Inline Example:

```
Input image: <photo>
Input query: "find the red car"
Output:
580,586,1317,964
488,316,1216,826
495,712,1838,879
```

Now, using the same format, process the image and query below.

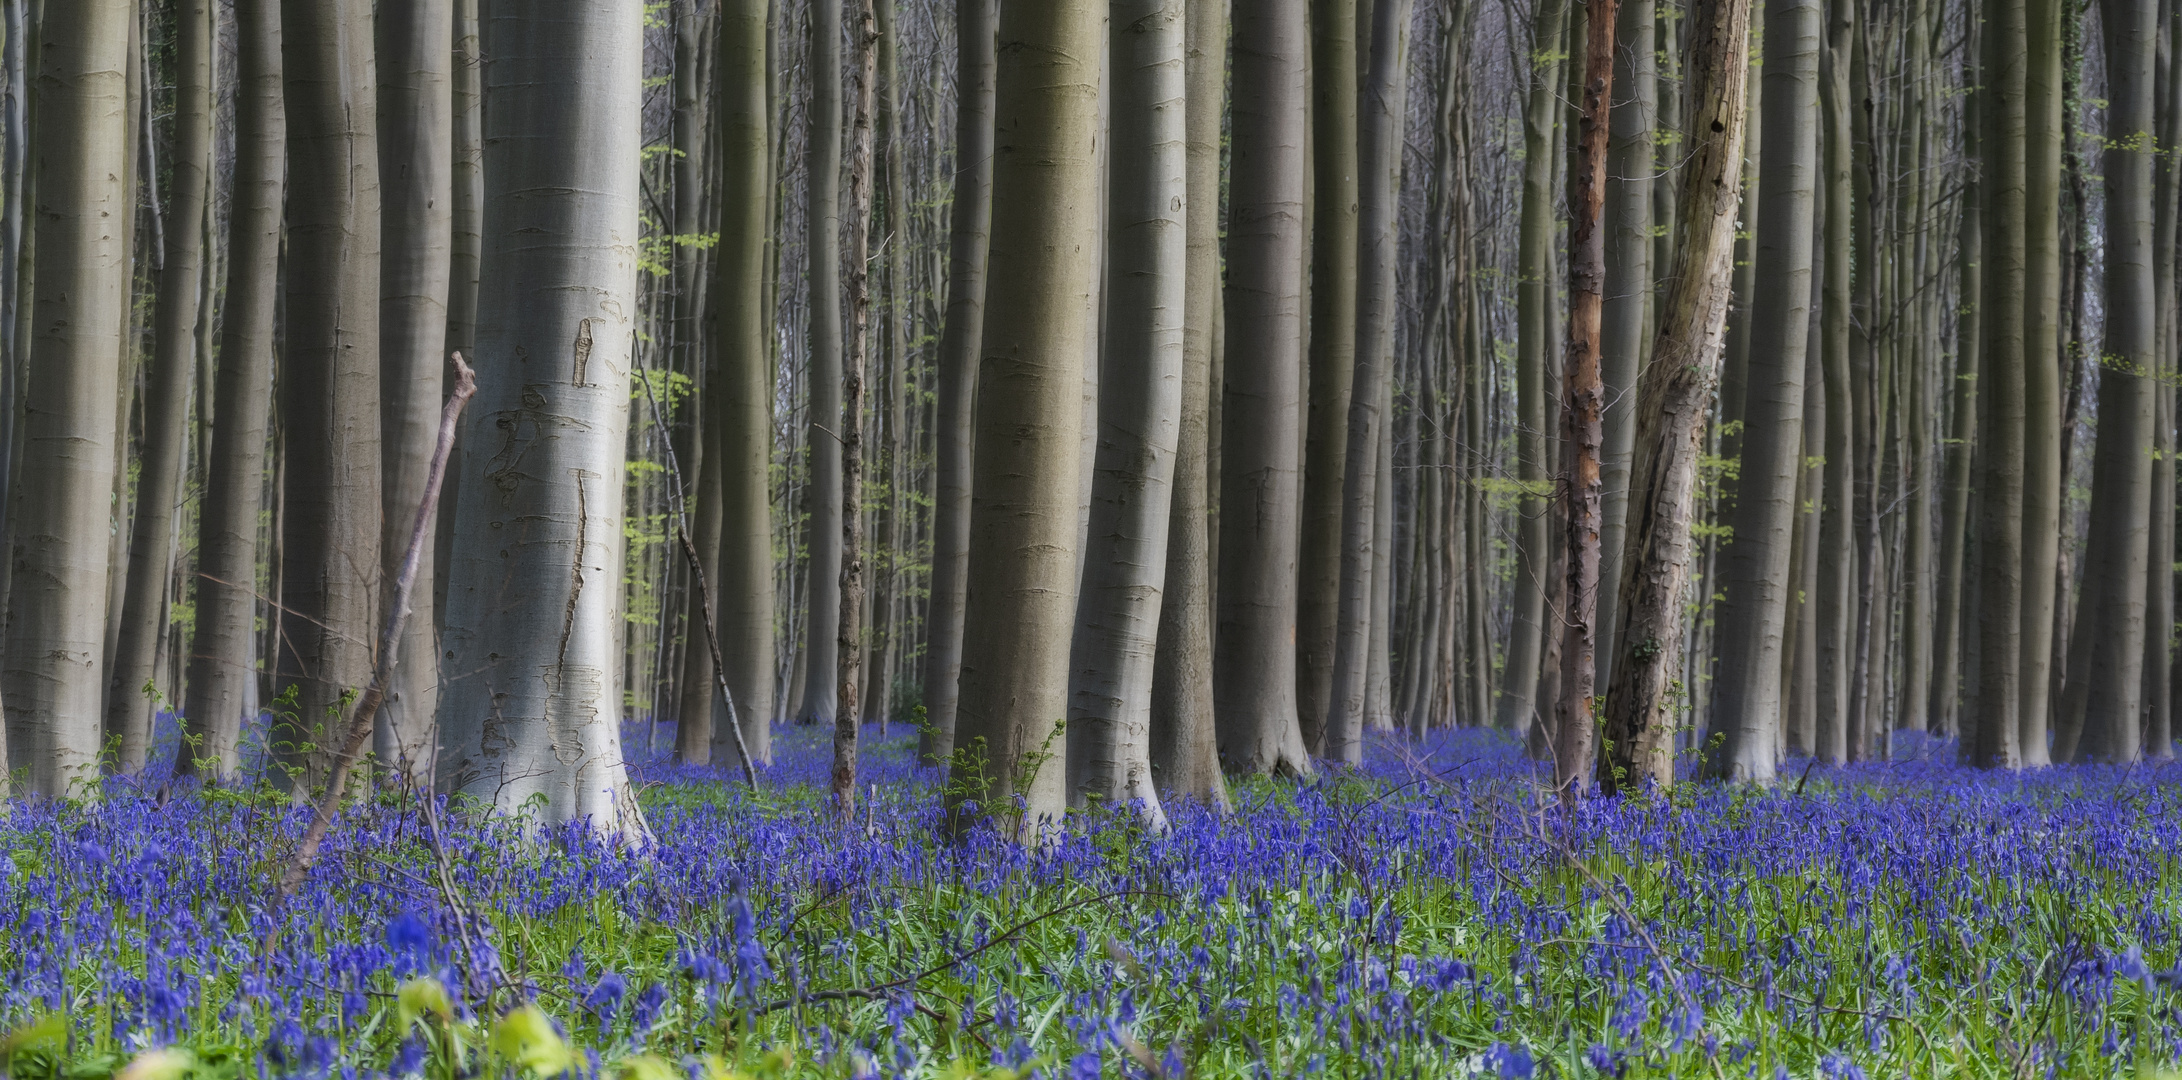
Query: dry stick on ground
638,367,761,790
280,354,478,898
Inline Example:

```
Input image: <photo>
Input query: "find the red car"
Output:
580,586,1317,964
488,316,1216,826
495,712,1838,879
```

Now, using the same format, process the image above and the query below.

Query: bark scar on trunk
558,473,587,670
572,318,596,386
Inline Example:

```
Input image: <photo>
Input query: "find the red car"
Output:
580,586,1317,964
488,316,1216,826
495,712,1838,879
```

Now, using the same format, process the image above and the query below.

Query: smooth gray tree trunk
797,0,844,728
918,0,995,765
1214,0,1314,777
2,0,132,797
438,0,648,834
106,0,212,773
1148,0,1231,812
375,0,453,782
1704,0,1819,781
1596,0,1655,690
183,0,284,783
944,0,1104,841
275,0,383,793
1067,0,1185,823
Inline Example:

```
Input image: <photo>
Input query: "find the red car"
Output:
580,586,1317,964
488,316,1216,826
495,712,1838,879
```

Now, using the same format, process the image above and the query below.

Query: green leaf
491,1004,573,1077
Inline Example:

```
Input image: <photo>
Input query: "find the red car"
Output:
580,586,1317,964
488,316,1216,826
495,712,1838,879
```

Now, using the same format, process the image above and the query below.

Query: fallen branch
279,354,478,898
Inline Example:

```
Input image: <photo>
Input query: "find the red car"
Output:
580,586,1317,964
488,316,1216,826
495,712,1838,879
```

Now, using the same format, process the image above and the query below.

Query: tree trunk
183,0,283,783
943,0,1104,841
1149,0,1232,812
919,0,996,765
437,0,648,834
274,0,382,793
1214,0,1314,777
373,0,453,782
797,0,844,728
1549,0,1619,796
1931,81,1981,739
106,0,212,773
1296,0,1359,756
2057,0,2157,763
2017,0,2065,764
1704,0,1819,781
2,0,132,797
1328,0,1413,766
1967,0,2028,768
1813,5,1855,764
1597,0,1655,691
436,0,481,637
832,0,877,819
1599,0,1752,792
713,0,776,768
1066,0,1184,820
1495,0,1571,740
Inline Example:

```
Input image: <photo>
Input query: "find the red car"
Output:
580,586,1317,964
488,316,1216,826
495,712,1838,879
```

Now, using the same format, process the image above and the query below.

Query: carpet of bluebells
4,720,2182,1080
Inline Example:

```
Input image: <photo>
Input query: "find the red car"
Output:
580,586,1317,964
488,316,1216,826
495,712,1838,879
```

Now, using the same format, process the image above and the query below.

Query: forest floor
1,720,2179,1080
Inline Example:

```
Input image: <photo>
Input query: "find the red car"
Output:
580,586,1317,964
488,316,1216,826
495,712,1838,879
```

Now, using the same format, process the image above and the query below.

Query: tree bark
713,0,776,768
832,0,877,819
274,0,383,793
944,0,1104,841
182,0,284,783
797,0,845,728
1704,0,1820,781
1496,0,1571,740
437,0,648,834
2,0,132,797
1968,0,2027,769
106,0,212,773
1599,0,1752,792
374,0,453,782
1296,0,1359,756
1327,0,1414,766
1213,0,1314,777
1596,0,1655,691
1549,0,1619,796
2017,0,2065,764
1813,4,1855,764
2056,0,2157,763
1067,0,1185,820
919,0,996,765
1148,0,1231,811
1931,80,1981,740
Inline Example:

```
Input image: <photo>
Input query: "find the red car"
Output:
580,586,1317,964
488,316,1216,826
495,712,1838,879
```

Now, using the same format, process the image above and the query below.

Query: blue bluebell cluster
3,719,2181,1078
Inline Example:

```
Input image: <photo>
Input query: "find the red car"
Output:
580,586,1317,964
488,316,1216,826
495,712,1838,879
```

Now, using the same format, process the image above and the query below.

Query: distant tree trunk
2017,0,2065,764
436,0,481,635
1067,0,1184,820
275,0,383,793
1148,0,1231,811
713,0,776,767
374,0,453,782
1599,0,1751,792
943,0,1103,841
1549,0,1618,797
1705,0,1819,782
437,0,648,834
798,0,844,728
1596,0,1655,691
106,0,211,772
1813,4,1855,764
2056,0,2157,763
1297,0,1359,755
919,0,995,765
672,0,720,760
1931,84,1981,738
3,0,133,797
1968,0,2027,769
1214,0,1314,777
2147,5,2180,759
182,0,284,783
831,0,877,819
1328,0,1413,766
1495,0,1571,740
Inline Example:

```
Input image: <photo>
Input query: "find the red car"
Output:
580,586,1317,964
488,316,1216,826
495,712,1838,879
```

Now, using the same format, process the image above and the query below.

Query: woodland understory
5,0,2182,1074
